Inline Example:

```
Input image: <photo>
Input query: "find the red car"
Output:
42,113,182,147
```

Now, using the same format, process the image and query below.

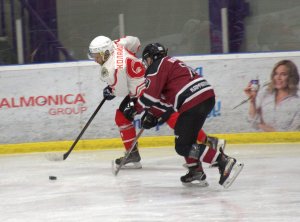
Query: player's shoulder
114,36,141,55
166,56,185,67
147,57,174,75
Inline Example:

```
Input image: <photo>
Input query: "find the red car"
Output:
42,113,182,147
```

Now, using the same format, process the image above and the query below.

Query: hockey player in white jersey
89,35,146,168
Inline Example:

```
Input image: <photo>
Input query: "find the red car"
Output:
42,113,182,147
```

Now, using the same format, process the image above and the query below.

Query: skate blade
121,162,142,169
223,162,244,189
182,180,209,188
112,160,142,170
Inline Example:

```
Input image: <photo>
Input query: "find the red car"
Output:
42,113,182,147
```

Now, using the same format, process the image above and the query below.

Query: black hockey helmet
142,43,168,63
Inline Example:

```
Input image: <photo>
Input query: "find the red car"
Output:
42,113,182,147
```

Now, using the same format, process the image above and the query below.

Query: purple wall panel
209,0,249,53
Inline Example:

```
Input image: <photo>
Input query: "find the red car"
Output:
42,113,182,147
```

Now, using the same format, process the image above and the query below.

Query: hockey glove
123,100,137,121
141,111,158,129
158,108,175,124
103,86,115,100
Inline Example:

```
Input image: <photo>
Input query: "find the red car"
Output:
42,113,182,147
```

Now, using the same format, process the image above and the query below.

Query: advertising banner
1,52,299,144
184,53,300,134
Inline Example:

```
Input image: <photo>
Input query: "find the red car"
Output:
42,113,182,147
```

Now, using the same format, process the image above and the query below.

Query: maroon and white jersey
136,56,215,114
99,37,146,98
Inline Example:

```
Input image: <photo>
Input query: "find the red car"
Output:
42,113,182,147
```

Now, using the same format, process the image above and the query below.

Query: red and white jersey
136,56,215,114
113,36,141,56
99,37,146,98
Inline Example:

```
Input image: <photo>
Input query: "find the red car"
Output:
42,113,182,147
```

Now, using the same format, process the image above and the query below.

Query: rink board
0,131,299,154
1,52,300,153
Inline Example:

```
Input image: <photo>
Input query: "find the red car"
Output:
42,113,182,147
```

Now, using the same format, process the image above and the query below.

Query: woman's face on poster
273,65,289,90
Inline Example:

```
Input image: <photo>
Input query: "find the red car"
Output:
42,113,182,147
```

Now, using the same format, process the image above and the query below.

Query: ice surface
0,143,300,222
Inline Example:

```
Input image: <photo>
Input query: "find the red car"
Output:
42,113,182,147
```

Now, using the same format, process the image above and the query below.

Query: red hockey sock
115,109,136,151
184,157,203,169
197,129,207,144
199,146,219,164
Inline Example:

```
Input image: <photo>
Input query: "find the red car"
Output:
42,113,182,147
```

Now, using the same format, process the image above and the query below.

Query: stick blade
45,153,65,161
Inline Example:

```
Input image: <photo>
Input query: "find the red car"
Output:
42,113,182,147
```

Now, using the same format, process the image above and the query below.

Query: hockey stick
112,128,144,176
232,97,251,109
46,98,106,161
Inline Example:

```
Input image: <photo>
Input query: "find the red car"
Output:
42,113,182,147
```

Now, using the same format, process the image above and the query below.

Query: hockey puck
49,176,57,180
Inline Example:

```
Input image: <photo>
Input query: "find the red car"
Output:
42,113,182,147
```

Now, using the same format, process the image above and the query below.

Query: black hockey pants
174,96,215,157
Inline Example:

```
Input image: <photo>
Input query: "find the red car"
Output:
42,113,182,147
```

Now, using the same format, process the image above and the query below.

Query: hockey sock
184,157,203,170
200,146,219,164
185,157,199,166
115,109,137,151
197,129,207,144
189,145,220,164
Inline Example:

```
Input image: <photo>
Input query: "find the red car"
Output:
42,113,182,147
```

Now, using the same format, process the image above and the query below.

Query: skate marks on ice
0,144,300,222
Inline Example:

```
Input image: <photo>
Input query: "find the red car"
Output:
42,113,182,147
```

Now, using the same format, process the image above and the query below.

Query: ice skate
115,144,142,169
217,153,244,189
182,137,226,169
180,163,209,187
207,136,226,168
206,136,226,151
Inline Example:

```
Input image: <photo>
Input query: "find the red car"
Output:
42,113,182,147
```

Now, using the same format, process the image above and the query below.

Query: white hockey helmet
88,36,114,62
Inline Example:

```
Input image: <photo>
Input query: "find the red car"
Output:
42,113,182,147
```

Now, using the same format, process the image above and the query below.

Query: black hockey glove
157,108,175,124
141,111,158,129
103,86,115,100
123,100,137,121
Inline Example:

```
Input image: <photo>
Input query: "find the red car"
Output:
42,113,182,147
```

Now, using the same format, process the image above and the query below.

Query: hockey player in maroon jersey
124,43,243,188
